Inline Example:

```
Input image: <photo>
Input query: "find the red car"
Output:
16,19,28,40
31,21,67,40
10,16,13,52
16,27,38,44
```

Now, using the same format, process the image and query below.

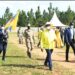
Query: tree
0,17,6,25
42,10,49,24
35,6,43,27
3,7,13,23
27,9,35,26
59,11,67,25
65,6,74,25
48,3,54,21
18,10,27,27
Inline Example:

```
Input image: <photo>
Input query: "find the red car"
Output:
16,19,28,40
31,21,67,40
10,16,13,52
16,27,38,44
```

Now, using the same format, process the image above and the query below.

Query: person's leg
2,43,7,61
0,43,3,54
21,37,23,44
47,50,52,70
44,49,53,67
44,49,48,66
0,50,2,54
30,42,34,51
70,41,75,55
26,41,31,58
45,49,52,70
51,49,53,54
66,43,70,62
19,38,21,44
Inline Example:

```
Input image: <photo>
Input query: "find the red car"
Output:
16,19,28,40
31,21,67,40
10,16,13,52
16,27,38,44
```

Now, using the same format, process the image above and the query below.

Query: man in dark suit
2,29,8,61
0,26,4,52
0,28,8,61
64,22,75,62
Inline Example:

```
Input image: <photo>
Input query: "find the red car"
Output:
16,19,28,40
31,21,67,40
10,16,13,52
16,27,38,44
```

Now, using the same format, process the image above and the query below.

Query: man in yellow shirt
40,22,56,71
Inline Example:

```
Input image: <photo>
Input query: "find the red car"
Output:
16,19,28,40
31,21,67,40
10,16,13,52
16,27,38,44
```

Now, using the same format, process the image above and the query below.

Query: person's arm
64,29,69,45
32,31,35,45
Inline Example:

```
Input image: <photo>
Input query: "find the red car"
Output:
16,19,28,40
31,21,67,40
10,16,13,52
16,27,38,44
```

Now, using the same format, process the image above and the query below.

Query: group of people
0,21,74,71
17,21,75,71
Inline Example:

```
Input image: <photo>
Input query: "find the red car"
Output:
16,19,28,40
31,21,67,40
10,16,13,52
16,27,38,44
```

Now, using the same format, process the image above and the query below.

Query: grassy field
0,32,75,75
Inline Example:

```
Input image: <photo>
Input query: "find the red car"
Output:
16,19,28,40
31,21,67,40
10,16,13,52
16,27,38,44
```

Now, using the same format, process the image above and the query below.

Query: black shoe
2,58,5,61
0,50,2,54
65,60,69,62
27,51,31,58
44,63,47,66
49,67,52,71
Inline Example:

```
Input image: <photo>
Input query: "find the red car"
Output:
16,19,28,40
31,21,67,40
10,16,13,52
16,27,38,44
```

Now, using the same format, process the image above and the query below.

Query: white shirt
70,28,74,39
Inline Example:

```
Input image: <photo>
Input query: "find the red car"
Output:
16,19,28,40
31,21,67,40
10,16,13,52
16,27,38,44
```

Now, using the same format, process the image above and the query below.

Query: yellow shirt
40,29,56,49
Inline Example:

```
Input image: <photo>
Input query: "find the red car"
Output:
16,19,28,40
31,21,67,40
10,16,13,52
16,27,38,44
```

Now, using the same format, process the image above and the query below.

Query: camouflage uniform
24,27,34,58
17,28,23,44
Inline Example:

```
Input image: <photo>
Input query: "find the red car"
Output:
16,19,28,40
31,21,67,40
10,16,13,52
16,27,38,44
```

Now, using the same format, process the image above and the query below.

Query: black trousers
0,42,7,60
65,41,75,61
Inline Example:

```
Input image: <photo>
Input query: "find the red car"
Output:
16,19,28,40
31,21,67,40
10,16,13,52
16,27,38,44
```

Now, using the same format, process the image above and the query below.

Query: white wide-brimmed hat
45,22,51,25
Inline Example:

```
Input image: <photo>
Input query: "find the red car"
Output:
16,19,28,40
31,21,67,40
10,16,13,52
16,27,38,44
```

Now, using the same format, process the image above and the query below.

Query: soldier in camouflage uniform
24,24,34,58
17,27,23,44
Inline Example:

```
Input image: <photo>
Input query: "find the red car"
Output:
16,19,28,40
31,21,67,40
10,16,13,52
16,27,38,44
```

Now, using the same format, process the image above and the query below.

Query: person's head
27,23,31,29
56,27,60,29
19,27,21,30
40,26,44,31
45,22,53,30
69,22,74,28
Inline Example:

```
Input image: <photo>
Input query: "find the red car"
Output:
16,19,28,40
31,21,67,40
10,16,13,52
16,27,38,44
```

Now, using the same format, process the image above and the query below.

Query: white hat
28,23,31,26
45,22,51,25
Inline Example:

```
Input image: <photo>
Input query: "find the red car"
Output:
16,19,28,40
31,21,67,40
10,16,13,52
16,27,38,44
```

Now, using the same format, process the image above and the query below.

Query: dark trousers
0,42,7,60
0,42,3,51
44,49,53,69
66,41,75,61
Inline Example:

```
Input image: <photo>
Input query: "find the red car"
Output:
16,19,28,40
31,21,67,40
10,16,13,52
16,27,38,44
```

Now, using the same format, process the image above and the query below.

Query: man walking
0,26,8,61
2,29,8,61
64,22,75,62
40,22,56,71
24,23,34,58
0,26,4,53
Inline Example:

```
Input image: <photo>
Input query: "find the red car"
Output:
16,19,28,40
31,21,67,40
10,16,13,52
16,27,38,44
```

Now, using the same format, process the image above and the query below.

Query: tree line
0,3,75,27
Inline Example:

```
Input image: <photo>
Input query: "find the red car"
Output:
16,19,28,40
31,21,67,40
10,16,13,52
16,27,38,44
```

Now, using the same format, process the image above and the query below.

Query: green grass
0,32,75,75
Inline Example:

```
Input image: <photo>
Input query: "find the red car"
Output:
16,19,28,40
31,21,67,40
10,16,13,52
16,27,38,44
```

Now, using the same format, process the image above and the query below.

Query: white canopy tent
50,12,67,27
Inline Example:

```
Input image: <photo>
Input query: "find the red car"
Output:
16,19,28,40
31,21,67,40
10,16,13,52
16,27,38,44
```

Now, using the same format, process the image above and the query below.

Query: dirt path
9,34,75,73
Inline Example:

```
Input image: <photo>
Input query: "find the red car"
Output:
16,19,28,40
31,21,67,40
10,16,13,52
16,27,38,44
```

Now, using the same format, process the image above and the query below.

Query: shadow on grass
2,64,48,70
53,59,75,63
54,52,73,54
0,56,26,58
36,58,45,61
2,64,35,68
67,60,75,63
52,59,65,62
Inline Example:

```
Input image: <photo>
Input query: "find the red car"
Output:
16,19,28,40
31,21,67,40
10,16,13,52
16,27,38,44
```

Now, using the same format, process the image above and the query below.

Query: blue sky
0,1,75,17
